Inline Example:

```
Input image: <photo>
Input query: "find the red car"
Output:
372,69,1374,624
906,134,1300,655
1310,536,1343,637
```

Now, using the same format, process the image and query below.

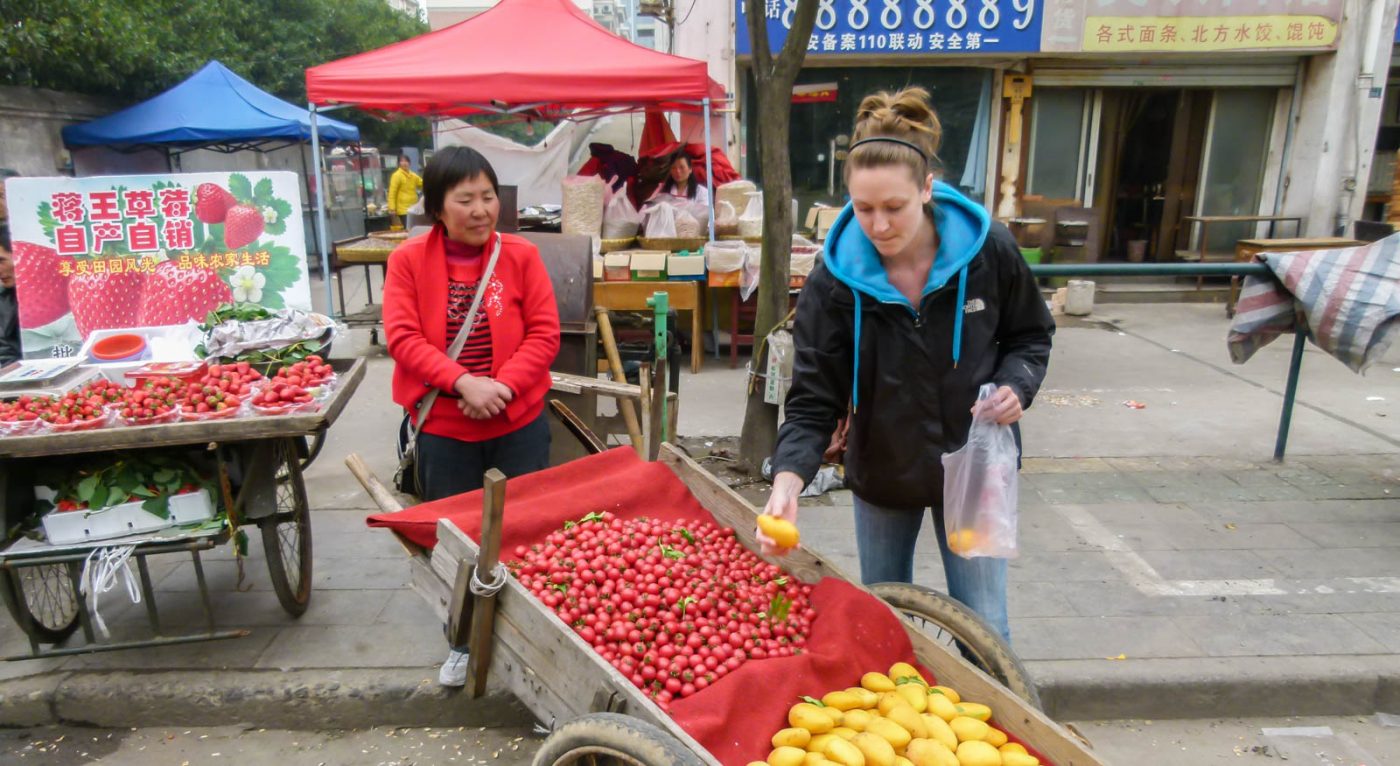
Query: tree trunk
738,0,819,471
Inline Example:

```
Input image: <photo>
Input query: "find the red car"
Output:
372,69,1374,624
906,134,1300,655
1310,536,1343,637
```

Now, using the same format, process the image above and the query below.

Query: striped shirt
443,240,493,377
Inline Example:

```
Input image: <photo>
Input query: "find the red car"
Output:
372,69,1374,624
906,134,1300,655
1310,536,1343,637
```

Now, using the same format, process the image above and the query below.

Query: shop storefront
737,0,1360,262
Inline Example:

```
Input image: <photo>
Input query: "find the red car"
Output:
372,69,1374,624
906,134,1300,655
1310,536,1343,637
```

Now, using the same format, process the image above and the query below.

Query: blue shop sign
735,0,1044,55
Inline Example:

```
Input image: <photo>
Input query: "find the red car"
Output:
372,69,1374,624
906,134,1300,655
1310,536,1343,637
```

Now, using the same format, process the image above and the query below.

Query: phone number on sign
771,0,1037,34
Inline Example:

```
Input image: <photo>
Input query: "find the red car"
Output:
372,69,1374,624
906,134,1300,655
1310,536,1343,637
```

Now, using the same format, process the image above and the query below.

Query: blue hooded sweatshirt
821,180,991,410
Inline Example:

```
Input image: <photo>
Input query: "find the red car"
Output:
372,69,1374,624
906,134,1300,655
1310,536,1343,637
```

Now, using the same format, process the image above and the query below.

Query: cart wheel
532,713,707,766
300,432,327,470
261,438,313,616
0,565,80,644
871,581,1042,709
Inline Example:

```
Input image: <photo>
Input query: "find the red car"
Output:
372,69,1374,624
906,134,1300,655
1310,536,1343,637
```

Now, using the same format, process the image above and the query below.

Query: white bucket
1064,279,1095,316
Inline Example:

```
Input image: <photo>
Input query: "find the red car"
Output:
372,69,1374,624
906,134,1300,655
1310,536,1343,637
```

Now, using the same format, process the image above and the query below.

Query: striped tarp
1228,233,1400,372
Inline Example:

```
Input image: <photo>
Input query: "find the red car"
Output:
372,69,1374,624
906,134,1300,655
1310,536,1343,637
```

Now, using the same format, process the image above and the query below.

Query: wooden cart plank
0,358,366,458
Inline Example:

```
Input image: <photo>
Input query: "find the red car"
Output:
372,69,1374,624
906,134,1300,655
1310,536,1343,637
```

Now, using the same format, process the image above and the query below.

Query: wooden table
1229,236,1361,316
592,280,703,374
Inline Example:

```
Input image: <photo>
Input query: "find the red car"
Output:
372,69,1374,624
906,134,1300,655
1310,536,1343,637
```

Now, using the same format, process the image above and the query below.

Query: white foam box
628,250,668,281
667,252,706,280
78,324,204,384
603,252,632,282
592,255,605,281
39,487,216,544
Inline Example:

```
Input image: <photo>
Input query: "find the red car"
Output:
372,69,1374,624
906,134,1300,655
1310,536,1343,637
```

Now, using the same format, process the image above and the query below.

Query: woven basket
638,237,707,253
599,237,637,253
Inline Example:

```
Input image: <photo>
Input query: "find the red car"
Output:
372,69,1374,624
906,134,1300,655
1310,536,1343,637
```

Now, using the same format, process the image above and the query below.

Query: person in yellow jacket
387,155,423,229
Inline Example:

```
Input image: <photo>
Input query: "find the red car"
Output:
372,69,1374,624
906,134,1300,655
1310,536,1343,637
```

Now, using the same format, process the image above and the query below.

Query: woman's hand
973,385,1023,425
454,374,509,420
757,471,804,557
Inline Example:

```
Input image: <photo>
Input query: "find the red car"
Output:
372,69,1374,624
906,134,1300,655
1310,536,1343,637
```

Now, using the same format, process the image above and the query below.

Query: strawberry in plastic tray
251,380,320,416
177,378,245,421
0,401,43,436
126,361,209,385
27,387,114,433
116,375,185,427
270,356,336,402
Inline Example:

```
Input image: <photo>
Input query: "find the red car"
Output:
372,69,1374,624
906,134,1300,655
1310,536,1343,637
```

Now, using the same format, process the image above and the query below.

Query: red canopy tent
302,0,726,314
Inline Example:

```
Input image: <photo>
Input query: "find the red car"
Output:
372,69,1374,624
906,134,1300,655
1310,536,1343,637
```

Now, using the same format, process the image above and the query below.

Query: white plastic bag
941,383,1020,559
643,202,679,238
714,200,739,233
602,190,642,239
673,207,703,238
738,191,763,238
739,243,761,301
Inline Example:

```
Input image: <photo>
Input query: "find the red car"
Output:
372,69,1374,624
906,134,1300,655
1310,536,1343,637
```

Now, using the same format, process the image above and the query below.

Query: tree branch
746,0,773,80
773,0,820,85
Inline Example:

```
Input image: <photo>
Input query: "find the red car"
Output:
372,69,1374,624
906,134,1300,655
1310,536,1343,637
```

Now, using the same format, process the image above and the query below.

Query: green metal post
1274,327,1308,462
646,292,670,443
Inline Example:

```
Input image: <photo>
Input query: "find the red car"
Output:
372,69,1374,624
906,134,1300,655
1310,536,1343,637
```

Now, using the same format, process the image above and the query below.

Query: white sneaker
438,649,469,687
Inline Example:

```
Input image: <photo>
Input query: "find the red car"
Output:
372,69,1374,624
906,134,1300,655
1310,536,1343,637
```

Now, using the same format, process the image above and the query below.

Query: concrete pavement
1,289,1397,730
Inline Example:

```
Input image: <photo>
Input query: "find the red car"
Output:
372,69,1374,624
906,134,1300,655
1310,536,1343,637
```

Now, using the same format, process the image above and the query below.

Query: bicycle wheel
532,713,706,766
0,564,81,644
260,438,313,616
871,581,1042,709
299,431,327,470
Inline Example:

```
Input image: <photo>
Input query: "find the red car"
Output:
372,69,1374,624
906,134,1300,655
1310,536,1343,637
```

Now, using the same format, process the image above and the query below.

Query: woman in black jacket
760,87,1054,642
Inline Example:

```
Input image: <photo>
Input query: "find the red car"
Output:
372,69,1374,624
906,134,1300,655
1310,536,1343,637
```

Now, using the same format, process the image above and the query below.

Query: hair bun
852,87,942,161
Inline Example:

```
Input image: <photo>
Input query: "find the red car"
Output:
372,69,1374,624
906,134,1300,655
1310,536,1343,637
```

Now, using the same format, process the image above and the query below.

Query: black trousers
412,411,551,502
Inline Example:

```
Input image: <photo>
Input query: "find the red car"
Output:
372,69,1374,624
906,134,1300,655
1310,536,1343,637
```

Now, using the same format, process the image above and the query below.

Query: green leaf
677,527,695,544
264,219,287,236
37,201,58,245
90,485,110,510
270,198,293,220
579,512,605,524
768,594,792,623
800,696,825,707
76,475,99,503
229,173,253,202
562,520,577,530
235,529,249,557
894,676,928,687
141,496,170,519
153,468,176,484
253,177,273,204
131,485,157,498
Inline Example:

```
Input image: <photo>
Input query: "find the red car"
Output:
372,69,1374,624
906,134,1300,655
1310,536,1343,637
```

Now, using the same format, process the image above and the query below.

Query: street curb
1031,656,1400,721
1,668,535,729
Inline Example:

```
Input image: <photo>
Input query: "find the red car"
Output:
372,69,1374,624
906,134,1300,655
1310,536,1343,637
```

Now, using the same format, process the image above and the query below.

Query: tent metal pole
703,97,715,242
309,104,336,319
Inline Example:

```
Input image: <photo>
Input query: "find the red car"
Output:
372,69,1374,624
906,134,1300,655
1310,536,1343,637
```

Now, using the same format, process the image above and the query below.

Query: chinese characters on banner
736,0,1045,55
4,172,312,359
736,0,1343,55
1040,0,1342,52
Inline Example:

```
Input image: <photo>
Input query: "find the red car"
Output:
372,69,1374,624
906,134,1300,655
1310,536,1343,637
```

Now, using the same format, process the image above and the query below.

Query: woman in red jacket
384,146,560,502
383,146,560,686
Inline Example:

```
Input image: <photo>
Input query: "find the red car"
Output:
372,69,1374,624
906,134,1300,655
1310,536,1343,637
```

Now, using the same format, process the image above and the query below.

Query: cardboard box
592,255,604,281
603,252,632,282
814,208,841,241
667,252,706,280
628,251,668,281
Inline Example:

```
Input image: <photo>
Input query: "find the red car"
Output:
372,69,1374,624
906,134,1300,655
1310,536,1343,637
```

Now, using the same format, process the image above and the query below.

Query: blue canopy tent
62,60,360,152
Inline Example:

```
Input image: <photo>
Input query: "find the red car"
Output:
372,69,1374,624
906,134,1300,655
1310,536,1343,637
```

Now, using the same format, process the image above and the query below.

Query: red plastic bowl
91,334,147,362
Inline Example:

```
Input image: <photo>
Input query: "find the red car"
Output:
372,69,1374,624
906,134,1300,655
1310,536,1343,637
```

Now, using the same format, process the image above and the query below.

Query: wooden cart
349,442,1103,766
0,359,366,659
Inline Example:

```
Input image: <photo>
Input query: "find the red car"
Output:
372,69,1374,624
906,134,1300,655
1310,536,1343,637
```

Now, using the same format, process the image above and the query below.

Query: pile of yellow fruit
749,663,1042,766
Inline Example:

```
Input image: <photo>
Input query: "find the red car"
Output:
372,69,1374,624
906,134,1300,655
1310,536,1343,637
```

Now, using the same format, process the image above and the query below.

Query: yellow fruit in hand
1001,752,1039,766
949,717,991,743
823,736,868,766
946,529,981,555
895,684,929,713
955,740,1002,766
955,703,992,722
983,728,1007,748
862,672,898,693
888,662,928,686
791,702,836,734
930,686,961,704
905,738,960,766
922,714,959,752
769,747,808,766
926,692,959,722
774,728,813,749
823,690,867,711
758,515,800,549
851,732,897,766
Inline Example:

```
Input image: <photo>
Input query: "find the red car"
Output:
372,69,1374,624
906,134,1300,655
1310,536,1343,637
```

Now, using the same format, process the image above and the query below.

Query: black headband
850,136,929,162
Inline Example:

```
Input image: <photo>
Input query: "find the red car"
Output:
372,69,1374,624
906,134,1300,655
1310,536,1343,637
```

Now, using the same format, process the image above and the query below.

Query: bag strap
406,234,504,442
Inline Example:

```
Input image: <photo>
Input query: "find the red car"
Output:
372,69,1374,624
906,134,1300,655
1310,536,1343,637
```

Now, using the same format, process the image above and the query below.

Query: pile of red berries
117,375,184,424
508,513,815,711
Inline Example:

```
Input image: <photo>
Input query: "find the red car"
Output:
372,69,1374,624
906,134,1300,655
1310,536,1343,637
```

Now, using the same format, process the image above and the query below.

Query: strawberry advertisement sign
4,172,312,359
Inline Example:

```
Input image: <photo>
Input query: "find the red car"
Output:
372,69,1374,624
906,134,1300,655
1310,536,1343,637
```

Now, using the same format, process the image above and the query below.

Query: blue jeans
853,494,1011,643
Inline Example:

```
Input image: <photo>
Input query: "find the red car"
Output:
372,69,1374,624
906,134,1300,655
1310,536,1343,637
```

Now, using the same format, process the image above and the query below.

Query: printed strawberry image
12,242,73,328
195,183,237,224
223,205,265,249
68,269,145,338
138,261,233,326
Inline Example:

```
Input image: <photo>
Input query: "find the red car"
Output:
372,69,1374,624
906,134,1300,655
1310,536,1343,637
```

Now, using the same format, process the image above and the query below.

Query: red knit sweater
383,225,560,442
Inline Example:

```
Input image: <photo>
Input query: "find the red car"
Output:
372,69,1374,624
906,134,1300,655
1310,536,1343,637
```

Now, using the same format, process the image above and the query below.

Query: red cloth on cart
366,447,1048,765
